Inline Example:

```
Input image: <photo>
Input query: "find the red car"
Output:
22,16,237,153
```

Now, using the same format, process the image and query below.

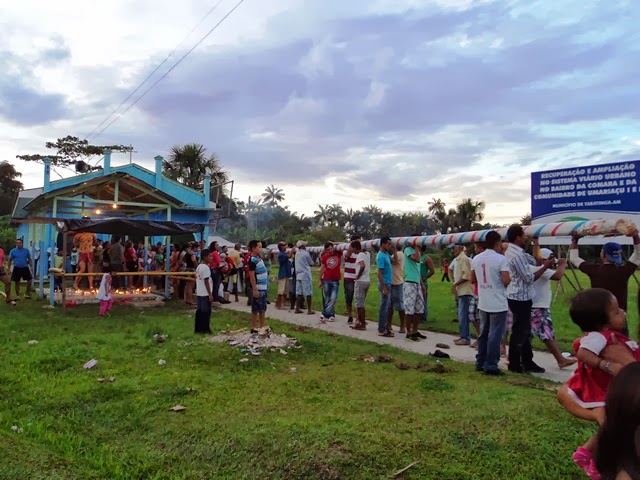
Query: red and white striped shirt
343,252,358,282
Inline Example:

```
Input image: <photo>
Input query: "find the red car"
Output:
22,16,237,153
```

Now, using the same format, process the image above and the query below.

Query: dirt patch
416,361,453,374
292,325,311,333
395,362,412,370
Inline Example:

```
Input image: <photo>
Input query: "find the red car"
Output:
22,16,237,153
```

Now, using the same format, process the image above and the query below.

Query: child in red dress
561,288,637,479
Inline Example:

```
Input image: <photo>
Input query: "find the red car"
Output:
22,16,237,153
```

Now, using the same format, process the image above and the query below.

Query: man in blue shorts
9,239,33,299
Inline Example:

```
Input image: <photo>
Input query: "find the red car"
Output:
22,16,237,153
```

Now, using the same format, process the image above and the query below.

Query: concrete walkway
221,301,576,383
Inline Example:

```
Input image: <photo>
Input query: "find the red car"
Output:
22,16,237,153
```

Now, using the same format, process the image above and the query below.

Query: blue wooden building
11,150,218,301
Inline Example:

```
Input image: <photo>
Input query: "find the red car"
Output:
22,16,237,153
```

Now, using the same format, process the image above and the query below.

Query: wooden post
62,231,67,313
143,236,149,289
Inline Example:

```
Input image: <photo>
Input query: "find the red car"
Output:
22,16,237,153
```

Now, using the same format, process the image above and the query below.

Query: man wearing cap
451,244,474,346
531,246,575,369
570,228,640,333
0,243,14,304
294,240,315,315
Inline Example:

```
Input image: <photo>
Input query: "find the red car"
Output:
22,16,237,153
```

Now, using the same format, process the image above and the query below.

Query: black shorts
11,267,32,282
344,280,355,304
0,269,7,277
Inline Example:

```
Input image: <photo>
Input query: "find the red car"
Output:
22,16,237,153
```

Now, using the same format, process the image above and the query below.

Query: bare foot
294,309,304,314
558,358,577,369
307,310,315,315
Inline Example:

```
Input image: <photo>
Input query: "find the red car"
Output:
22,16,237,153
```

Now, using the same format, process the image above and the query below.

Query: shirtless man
73,232,97,289
0,243,14,304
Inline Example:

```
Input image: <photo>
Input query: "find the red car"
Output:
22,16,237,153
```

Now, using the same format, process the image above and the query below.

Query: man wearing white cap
531,248,576,369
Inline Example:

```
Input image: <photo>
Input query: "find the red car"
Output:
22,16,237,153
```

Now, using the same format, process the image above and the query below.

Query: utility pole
247,196,252,238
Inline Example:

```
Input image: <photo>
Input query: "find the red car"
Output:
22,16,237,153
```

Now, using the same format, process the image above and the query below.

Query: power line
86,0,228,141
90,0,246,142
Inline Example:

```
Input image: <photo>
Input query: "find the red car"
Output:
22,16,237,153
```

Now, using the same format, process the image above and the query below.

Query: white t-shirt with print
355,252,370,284
195,263,212,297
471,249,510,313
531,266,556,309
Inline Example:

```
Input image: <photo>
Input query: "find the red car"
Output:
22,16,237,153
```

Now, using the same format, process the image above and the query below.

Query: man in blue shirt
248,239,269,333
377,236,394,337
276,242,291,309
9,239,33,299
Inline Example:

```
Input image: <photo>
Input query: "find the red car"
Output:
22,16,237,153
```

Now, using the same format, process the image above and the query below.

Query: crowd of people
4,223,640,477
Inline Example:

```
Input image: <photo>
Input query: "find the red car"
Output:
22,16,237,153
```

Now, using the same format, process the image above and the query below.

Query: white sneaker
329,316,335,322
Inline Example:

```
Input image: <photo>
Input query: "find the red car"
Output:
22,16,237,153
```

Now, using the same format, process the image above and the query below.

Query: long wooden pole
308,218,636,253
61,271,195,277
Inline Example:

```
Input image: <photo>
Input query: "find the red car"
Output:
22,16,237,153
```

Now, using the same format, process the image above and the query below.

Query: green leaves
16,135,133,172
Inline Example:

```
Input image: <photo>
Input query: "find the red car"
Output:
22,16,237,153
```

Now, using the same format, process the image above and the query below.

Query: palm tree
428,198,446,219
163,143,228,191
456,198,486,232
328,204,345,227
313,204,331,227
261,185,285,207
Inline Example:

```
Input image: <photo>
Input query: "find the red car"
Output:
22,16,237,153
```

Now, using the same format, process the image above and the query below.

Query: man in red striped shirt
343,235,361,324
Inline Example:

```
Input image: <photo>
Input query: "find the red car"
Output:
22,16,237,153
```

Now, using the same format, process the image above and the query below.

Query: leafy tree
0,215,17,250
261,185,285,207
16,135,132,173
0,162,23,215
520,213,532,225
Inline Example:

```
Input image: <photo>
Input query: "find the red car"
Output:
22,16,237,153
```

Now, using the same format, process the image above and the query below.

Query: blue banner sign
531,160,640,220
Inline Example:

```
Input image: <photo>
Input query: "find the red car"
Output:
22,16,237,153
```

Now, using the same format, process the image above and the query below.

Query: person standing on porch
73,231,97,290
109,236,125,290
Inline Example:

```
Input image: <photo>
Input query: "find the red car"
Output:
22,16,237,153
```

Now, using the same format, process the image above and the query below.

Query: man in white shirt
531,248,576,369
352,240,370,330
194,249,213,334
471,231,511,376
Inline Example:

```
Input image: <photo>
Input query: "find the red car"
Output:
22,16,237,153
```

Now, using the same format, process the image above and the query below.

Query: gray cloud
18,0,638,218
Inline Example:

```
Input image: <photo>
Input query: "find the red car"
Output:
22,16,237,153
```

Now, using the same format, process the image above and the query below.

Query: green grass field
266,267,639,353
0,293,601,479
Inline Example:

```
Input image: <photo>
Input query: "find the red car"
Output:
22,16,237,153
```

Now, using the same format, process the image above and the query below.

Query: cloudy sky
2,0,639,224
